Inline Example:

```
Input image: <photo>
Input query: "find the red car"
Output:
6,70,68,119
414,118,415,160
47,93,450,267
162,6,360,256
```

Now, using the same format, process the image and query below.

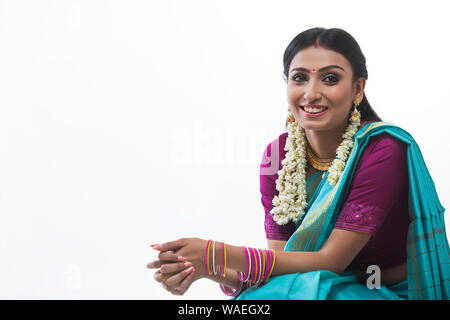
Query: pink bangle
233,247,276,287
257,249,266,285
252,248,260,284
249,248,256,283
219,246,276,298
220,271,251,298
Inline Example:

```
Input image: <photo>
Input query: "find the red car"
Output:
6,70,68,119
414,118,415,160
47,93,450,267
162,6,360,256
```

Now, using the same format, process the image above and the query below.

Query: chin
298,120,329,132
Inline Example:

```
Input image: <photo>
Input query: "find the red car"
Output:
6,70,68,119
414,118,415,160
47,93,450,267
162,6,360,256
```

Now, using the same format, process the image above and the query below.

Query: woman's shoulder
260,132,289,177
358,120,406,151
364,130,408,156
359,120,413,144
263,132,289,155
275,131,289,144
358,132,408,172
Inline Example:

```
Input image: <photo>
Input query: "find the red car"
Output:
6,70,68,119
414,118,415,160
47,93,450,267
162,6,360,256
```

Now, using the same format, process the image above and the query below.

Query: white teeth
304,106,326,113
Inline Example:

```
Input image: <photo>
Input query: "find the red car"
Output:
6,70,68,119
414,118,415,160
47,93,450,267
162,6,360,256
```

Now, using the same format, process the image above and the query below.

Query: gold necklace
306,143,334,171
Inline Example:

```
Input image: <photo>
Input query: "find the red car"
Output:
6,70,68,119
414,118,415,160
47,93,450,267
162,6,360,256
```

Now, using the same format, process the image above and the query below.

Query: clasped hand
146,237,208,296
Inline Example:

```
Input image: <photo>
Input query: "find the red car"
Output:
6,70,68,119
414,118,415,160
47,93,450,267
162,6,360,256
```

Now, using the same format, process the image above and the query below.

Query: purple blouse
260,123,410,271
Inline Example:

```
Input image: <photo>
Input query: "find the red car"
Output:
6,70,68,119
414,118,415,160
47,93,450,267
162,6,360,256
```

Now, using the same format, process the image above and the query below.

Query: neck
305,120,367,159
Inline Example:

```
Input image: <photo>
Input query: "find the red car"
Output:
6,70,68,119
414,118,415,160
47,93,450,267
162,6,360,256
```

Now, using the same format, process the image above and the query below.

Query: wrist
193,238,210,279
203,239,226,278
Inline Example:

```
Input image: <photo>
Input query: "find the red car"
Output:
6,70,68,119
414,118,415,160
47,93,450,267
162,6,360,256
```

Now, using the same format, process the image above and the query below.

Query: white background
0,0,449,299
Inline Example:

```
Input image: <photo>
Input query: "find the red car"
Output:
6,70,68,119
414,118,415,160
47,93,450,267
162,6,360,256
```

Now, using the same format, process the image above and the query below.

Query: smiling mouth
300,105,329,114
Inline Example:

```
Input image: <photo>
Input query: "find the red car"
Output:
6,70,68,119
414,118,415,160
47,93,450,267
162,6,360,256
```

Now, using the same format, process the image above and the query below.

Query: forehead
289,46,351,71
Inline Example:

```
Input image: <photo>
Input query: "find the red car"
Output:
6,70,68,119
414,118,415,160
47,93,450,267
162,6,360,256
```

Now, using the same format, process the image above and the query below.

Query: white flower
270,108,361,225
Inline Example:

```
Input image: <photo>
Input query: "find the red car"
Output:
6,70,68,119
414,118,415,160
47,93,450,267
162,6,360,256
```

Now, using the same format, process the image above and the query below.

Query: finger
153,269,162,282
160,262,192,274
172,288,183,295
161,282,170,291
172,270,196,295
158,250,186,262
154,268,185,284
165,266,195,289
146,260,162,269
153,238,187,252
153,270,170,283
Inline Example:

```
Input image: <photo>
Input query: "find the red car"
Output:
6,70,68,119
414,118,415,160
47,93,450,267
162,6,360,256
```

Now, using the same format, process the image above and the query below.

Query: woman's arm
150,229,369,296
213,229,370,276
156,229,370,284
149,240,289,294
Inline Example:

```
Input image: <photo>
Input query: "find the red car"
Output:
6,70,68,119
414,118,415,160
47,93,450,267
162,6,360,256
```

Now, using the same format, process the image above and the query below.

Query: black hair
283,27,382,129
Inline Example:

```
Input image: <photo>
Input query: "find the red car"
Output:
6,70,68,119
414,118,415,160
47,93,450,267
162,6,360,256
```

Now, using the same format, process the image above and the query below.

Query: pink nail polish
190,268,196,275
185,266,194,274
184,262,193,267
178,256,186,262
151,244,162,250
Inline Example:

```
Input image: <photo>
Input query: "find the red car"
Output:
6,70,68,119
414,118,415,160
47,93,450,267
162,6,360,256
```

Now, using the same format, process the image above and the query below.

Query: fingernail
184,262,192,267
185,266,194,274
150,244,162,250
190,268,196,275
178,256,186,262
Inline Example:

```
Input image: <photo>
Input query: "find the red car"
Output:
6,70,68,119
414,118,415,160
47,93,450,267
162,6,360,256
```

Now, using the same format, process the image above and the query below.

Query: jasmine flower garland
270,108,361,225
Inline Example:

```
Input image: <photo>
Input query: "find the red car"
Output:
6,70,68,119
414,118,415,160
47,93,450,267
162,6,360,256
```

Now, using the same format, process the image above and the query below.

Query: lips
300,104,329,117
301,104,328,111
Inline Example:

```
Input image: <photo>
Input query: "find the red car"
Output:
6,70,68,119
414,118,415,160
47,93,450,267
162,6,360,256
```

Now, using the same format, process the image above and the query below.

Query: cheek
286,84,301,103
327,85,351,104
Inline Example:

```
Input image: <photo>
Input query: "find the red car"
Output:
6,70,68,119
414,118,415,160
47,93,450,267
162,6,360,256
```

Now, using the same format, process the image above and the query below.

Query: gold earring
287,112,295,123
350,98,362,122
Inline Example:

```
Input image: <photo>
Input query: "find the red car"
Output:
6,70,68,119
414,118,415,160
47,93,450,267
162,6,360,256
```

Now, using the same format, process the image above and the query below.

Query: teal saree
236,121,450,300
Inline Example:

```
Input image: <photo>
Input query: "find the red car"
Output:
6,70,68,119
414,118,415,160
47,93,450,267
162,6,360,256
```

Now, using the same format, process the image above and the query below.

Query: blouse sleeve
260,133,297,240
334,132,409,236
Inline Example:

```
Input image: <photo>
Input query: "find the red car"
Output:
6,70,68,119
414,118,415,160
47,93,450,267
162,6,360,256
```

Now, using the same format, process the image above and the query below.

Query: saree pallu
236,121,450,300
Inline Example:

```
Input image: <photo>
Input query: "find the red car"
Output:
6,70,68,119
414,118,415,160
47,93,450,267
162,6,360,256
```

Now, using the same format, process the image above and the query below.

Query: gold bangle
206,240,213,275
223,242,227,277
268,249,276,278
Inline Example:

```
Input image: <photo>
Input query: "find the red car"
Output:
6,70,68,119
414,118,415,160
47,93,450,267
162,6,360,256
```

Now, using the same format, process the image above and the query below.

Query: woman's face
287,45,364,132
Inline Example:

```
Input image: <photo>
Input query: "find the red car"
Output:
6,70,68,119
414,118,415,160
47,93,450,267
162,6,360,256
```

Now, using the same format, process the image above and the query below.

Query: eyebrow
289,65,345,74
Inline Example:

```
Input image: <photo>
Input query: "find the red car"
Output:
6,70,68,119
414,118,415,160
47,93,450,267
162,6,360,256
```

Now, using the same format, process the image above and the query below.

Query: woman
147,27,450,299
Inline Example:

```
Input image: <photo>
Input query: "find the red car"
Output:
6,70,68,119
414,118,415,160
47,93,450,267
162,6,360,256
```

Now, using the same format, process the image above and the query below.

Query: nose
303,81,322,103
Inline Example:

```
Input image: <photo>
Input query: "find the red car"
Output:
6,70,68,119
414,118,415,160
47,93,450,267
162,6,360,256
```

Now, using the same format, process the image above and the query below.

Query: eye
323,74,339,83
291,74,306,82
290,73,339,83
